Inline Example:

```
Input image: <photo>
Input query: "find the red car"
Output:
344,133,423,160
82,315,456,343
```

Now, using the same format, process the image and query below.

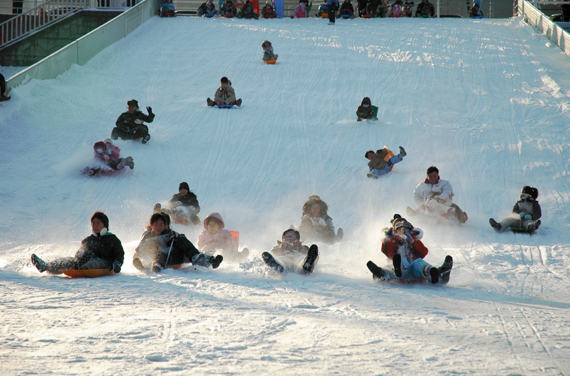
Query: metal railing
0,0,90,48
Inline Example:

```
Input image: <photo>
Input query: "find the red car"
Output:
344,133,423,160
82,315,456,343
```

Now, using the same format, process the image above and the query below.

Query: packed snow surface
1,15,570,375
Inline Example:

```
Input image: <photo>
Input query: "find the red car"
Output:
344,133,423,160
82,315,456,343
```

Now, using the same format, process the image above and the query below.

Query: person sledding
160,0,175,16
406,166,468,223
31,212,124,275
299,195,343,244
366,214,453,284
111,99,155,144
356,97,378,121
261,40,278,62
132,213,223,273
197,0,218,15
262,229,319,274
153,182,201,225
365,146,406,179
261,1,277,18
83,139,134,176
489,186,541,233
237,0,260,18
198,213,248,262
219,0,237,17
207,77,242,107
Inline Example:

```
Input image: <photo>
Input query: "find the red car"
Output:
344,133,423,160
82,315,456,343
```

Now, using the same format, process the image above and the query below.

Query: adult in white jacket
408,166,468,223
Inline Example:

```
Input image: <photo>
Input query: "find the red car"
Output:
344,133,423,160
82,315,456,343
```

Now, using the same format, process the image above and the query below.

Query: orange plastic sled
382,147,396,171
264,58,277,64
62,269,114,278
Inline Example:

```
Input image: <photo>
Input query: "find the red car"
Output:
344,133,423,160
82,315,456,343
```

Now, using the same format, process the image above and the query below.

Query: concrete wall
519,0,570,58
6,0,158,90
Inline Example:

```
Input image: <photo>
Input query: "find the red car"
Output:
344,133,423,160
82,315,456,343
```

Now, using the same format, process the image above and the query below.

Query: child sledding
198,213,249,262
489,186,541,233
262,229,319,274
82,139,134,176
207,77,242,107
365,146,406,179
262,40,278,63
154,182,201,226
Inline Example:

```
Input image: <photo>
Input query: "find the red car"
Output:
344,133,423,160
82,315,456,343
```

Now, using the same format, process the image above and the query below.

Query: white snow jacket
413,178,454,206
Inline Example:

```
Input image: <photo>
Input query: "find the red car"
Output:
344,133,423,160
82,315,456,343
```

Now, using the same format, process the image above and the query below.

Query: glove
112,261,122,273
134,119,143,125
403,229,414,243
176,201,183,206
146,106,153,115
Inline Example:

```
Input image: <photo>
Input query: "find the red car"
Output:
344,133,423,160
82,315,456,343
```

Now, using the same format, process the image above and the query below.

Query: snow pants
328,3,336,22
499,213,534,231
370,154,403,176
398,257,430,280
46,257,110,274
112,124,149,141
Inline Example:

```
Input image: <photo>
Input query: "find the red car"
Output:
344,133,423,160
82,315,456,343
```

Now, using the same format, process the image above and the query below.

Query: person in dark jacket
237,0,259,18
299,195,343,244
365,146,406,178
327,0,339,23
339,0,354,17
132,213,223,272
197,0,218,15
489,186,541,232
154,182,201,225
415,0,434,17
112,99,155,144
0,73,11,101
31,212,124,274
219,0,237,16
356,97,377,121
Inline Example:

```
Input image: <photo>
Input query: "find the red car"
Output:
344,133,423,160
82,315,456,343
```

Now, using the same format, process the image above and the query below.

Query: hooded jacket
198,213,238,252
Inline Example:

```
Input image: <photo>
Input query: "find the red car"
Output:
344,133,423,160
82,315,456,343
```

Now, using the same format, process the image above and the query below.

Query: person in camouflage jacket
112,99,155,144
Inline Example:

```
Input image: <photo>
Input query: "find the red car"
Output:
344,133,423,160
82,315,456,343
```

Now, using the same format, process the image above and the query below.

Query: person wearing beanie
489,186,541,232
366,214,453,284
83,139,134,176
365,146,406,179
407,166,468,223
356,97,377,121
262,228,319,274
299,195,343,243
31,212,124,274
207,77,242,107
153,182,201,225
261,40,278,62
112,99,155,144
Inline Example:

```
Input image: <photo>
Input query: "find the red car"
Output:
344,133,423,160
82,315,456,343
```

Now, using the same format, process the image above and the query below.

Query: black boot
262,252,284,273
302,245,319,273
489,218,501,231
31,254,47,273
393,253,403,277
437,255,453,284
366,261,387,280
429,266,439,284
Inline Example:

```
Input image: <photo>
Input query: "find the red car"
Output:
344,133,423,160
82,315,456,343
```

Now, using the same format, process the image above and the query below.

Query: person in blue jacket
161,0,175,16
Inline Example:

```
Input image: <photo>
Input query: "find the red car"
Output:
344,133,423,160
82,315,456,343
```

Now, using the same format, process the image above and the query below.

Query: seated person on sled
356,97,377,121
197,0,218,15
365,146,406,178
198,213,248,262
161,0,175,16
207,76,242,107
112,99,155,144
237,0,260,18
83,139,134,176
489,186,541,232
366,214,453,284
299,195,343,244
132,212,223,273
407,166,468,223
219,0,237,16
261,1,277,17
262,229,319,274
31,212,124,274
154,182,201,225
261,40,278,62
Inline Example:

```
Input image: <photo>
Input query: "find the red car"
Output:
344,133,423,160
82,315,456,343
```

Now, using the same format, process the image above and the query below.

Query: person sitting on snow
407,166,468,223
237,0,260,18
161,0,175,16
339,0,354,17
262,229,319,274
291,1,307,17
198,213,248,262
261,1,277,18
489,186,541,232
83,139,134,176
112,99,154,144
365,146,406,179
219,0,237,16
132,213,223,273
207,76,242,107
415,0,434,17
261,40,278,62
299,195,343,244
154,182,201,225
470,0,483,17
197,0,218,15
31,212,124,274
366,214,453,284
388,0,403,17
356,97,377,121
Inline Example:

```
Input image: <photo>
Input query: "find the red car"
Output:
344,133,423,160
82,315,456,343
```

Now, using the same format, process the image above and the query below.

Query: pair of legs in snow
367,254,453,284
262,244,319,274
489,214,541,232
31,255,111,274
367,146,406,179
407,201,468,223
111,124,151,144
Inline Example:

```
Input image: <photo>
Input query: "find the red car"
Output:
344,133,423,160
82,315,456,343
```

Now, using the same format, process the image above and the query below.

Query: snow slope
1,16,570,375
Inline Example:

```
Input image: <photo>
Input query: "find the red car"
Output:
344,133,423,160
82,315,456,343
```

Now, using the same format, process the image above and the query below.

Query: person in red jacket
367,214,453,284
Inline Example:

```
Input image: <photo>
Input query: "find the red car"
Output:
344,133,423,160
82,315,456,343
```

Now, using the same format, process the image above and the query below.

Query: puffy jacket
170,191,200,212
367,149,391,171
413,177,454,206
115,110,155,132
75,232,124,266
381,227,428,262
198,213,238,252
214,83,237,104
512,198,542,220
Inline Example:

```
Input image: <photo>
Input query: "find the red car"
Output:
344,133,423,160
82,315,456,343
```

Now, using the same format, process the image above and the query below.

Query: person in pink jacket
198,213,248,261
292,1,307,17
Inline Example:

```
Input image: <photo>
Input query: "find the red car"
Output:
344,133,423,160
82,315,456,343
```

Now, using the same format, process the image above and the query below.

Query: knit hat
361,97,371,105
93,141,106,152
392,215,413,231
179,182,190,192
365,150,375,159
91,212,109,229
127,99,138,108
521,186,538,199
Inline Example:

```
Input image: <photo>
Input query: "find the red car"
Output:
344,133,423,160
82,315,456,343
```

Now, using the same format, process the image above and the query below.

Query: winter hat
127,99,138,108
393,217,413,232
361,97,371,105
308,194,320,201
91,212,109,229
262,40,271,47
365,150,375,159
179,182,190,192
93,141,106,152
103,138,113,145
521,186,538,199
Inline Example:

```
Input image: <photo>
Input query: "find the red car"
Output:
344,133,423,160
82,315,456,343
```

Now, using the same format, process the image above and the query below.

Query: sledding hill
1,16,570,375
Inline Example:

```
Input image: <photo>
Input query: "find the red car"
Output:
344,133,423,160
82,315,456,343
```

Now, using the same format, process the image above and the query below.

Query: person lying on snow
366,214,453,284
207,76,242,107
31,212,124,274
365,146,406,178
112,99,155,144
83,139,134,176
299,195,343,244
262,229,319,273
489,186,541,232
132,212,223,273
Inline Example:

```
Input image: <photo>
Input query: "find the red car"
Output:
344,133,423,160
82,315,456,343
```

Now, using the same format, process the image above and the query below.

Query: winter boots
125,156,135,169
398,146,406,158
437,255,453,285
191,253,223,269
235,98,242,107
392,253,403,277
366,260,388,280
302,245,319,273
132,258,145,271
31,254,47,273
528,219,541,232
142,134,151,144
367,173,379,179
262,252,285,273
489,218,501,231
